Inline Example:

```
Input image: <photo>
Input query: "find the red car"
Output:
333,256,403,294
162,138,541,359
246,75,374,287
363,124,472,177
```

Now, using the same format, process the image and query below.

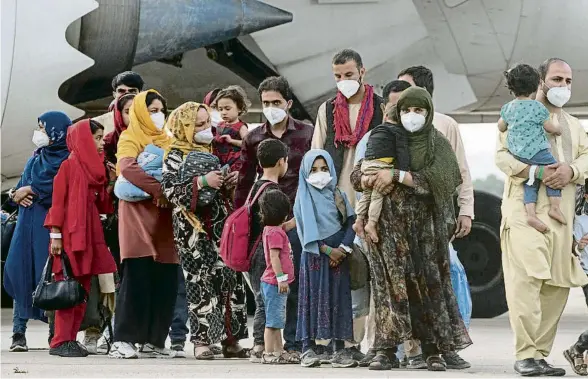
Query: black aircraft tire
453,191,508,318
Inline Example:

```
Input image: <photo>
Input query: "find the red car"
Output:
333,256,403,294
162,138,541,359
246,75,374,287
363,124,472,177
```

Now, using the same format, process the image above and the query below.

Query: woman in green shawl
350,87,472,371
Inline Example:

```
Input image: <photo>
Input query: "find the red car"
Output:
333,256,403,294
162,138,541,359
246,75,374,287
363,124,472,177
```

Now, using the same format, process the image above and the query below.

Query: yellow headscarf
165,101,212,157
116,89,173,174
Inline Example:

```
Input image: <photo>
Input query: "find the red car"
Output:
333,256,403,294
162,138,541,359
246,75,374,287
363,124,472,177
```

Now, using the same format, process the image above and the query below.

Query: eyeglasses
116,88,139,95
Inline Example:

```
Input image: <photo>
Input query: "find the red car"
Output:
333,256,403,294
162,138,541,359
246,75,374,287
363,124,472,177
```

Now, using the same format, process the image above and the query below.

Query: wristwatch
339,244,352,254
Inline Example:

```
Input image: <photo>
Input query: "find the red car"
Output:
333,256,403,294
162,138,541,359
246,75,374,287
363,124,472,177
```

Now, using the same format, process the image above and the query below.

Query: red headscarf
103,94,134,164
66,119,107,252
333,84,375,147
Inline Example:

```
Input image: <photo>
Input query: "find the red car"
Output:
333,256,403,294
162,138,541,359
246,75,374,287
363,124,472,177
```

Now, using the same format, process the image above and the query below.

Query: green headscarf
394,87,462,210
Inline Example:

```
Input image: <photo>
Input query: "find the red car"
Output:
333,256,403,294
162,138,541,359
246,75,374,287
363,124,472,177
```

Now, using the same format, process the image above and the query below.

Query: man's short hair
382,80,412,101
398,65,434,96
538,58,569,81
258,76,293,101
332,49,363,69
111,71,144,91
257,139,289,168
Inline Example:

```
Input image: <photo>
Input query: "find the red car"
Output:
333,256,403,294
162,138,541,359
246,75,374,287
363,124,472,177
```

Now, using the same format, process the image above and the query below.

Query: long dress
350,166,472,354
4,158,51,322
162,148,248,345
296,216,356,349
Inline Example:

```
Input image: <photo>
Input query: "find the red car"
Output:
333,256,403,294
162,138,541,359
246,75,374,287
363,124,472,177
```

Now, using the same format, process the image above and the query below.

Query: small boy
353,102,410,243
497,63,564,233
258,189,295,364
248,139,290,361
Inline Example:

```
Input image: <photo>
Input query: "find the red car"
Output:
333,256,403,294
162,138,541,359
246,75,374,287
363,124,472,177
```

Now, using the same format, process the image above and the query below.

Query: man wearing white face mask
235,76,313,356
496,58,588,377
312,49,384,210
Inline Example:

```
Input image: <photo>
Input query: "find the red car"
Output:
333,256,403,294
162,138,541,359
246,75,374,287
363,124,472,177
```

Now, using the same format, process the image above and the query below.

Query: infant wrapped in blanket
114,144,163,202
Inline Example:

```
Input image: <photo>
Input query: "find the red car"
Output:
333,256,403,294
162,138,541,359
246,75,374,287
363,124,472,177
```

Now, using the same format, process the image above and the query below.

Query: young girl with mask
109,90,178,359
44,119,117,357
212,85,251,173
497,64,565,233
4,111,72,352
294,150,357,369
162,102,248,360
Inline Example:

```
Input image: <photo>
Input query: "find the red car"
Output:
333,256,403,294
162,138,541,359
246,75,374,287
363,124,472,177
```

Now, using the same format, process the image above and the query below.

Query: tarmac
1,288,586,378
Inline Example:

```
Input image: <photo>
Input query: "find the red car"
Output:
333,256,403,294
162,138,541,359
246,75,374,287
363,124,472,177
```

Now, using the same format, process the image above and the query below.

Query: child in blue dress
498,63,564,233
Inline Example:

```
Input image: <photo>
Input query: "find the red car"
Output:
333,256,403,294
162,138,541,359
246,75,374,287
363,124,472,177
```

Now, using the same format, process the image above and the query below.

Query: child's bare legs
264,327,282,354
525,202,549,233
354,192,371,240
365,190,385,243
547,193,566,225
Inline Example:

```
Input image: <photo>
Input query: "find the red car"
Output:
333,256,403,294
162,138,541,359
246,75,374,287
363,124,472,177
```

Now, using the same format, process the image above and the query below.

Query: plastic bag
449,243,472,329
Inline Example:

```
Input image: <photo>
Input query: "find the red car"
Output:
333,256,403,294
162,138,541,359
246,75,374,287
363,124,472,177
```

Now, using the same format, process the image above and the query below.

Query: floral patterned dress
162,148,248,345
351,164,472,354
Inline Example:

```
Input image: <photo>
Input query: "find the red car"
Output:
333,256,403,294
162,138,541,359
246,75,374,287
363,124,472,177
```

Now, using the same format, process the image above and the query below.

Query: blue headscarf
294,149,354,254
28,111,72,203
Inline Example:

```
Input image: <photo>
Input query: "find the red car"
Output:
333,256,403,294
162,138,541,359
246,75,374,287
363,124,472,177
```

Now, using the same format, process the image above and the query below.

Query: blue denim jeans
261,282,288,329
13,303,28,335
516,149,560,204
169,266,189,344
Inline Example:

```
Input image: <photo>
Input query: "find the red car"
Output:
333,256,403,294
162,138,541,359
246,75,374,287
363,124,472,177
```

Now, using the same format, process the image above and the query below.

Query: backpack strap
245,182,275,207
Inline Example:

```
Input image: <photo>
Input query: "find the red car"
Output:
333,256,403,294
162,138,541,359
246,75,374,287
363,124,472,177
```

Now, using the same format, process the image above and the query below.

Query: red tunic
212,120,245,172
45,160,116,277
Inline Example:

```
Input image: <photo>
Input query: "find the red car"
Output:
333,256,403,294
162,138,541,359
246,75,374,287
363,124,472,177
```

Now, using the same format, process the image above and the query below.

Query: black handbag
1,210,17,263
32,253,87,310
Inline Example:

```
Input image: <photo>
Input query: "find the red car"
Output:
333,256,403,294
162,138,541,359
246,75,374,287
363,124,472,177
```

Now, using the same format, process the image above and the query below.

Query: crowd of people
2,48,587,375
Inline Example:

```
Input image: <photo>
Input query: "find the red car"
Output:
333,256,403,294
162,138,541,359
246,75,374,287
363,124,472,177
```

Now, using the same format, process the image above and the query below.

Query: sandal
194,344,215,360
262,351,290,365
283,350,301,364
368,353,393,371
426,355,447,371
563,347,588,376
222,344,249,358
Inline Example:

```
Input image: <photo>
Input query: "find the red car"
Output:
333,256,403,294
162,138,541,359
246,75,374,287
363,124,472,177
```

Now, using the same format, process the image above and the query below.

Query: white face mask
546,86,571,108
306,171,332,190
210,110,223,128
401,112,427,133
336,80,361,99
263,106,287,126
32,130,50,148
150,112,166,130
194,128,214,145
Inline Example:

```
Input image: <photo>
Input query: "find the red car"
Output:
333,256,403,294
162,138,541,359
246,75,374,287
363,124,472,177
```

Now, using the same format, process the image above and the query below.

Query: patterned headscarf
165,102,212,157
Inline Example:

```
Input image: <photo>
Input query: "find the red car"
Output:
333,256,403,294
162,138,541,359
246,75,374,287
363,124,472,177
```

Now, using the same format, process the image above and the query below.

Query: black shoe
300,349,321,368
358,348,376,367
443,351,471,369
535,359,566,376
514,358,543,376
48,332,54,346
49,341,88,357
9,333,28,352
346,346,365,362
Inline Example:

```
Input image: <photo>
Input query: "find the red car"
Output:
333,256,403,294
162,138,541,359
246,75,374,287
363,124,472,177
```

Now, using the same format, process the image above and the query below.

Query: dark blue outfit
3,112,71,334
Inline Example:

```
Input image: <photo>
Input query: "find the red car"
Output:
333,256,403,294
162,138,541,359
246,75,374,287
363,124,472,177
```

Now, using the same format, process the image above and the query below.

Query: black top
364,122,410,171
249,179,280,248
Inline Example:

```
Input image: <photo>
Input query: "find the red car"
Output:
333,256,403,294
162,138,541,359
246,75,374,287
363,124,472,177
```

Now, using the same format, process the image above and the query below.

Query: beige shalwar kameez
496,111,588,361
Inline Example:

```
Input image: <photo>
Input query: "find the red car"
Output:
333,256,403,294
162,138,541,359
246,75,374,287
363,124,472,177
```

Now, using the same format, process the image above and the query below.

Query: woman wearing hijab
4,111,72,352
44,119,117,357
103,93,135,166
350,87,472,371
109,89,178,359
162,102,248,360
294,150,358,368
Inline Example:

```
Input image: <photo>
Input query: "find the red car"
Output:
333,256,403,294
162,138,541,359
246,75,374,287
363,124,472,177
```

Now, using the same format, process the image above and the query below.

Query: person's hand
373,170,395,194
328,247,346,267
361,175,375,191
578,234,588,250
106,162,117,182
13,186,34,205
278,282,289,294
50,238,63,256
18,195,34,207
282,218,296,233
454,215,472,238
155,194,170,208
542,163,573,189
224,171,239,189
204,171,224,189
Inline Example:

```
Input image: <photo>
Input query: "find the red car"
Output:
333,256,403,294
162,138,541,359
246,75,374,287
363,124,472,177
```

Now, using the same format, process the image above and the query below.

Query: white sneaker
83,330,100,355
96,336,109,355
108,342,138,359
139,343,177,359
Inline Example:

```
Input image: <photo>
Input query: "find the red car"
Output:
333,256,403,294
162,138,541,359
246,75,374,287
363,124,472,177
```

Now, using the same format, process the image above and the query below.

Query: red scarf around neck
333,84,374,148
66,119,107,252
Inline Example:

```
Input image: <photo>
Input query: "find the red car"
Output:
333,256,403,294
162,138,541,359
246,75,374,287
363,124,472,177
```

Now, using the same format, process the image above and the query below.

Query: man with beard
496,58,588,376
